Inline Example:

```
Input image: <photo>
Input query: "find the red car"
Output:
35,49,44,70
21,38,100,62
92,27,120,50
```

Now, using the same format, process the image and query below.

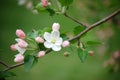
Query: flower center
51,38,56,44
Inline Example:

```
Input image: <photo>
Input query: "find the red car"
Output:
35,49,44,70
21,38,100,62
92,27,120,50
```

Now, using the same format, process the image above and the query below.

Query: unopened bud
16,29,25,39
35,37,44,43
41,0,48,7
10,44,17,51
14,54,24,63
62,40,70,47
52,23,60,31
18,40,28,48
38,51,45,58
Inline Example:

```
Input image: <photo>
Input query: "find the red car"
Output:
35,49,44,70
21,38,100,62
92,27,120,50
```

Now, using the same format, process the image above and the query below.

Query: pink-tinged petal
38,51,45,58
16,29,25,39
52,45,61,51
44,41,53,48
18,41,28,48
55,38,63,45
15,38,28,48
43,32,51,42
52,23,60,31
15,44,26,54
14,54,24,63
51,31,60,38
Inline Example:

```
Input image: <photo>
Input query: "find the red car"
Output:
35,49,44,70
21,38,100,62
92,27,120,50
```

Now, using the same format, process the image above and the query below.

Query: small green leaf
27,30,39,39
60,33,69,40
35,3,46,11
58,0,73,6
86,41,102,46
77,47,88,63
0,71,16,78
24,55,38,71
74,26,86,35
46,8,55,16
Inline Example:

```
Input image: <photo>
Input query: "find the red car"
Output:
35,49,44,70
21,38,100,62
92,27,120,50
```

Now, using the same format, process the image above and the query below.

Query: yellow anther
51,38,56,44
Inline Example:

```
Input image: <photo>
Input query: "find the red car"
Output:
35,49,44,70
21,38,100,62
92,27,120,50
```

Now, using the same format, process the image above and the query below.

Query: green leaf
26,38,38,50
24,55,38,71
77,47,88,63
35,3,46,11
27,30,39,39
46,8,55,16
0,71,16,78
86,41,102,46
58,0,73,6
74,26,86,35
60,33,69,40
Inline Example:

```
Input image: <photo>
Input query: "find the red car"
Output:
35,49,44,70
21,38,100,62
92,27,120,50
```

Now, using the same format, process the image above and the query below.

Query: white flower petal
51,31,60,38
43,32,51,42
15,44,26,54
44,41,53,48
52,45,61,51
15,38,22,43
55,38,63,45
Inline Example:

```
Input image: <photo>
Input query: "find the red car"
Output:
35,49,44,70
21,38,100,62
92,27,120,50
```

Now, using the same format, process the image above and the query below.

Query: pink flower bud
35,37,44,43
14,54,24,63
62,40,70,47
38,51,45,58
18,39,28,48
10,44,17,51
52,23,60,31
41,0,48,7
16,29,25,39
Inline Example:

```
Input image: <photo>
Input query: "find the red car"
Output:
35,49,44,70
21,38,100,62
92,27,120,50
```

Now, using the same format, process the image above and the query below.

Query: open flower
43,31,63,51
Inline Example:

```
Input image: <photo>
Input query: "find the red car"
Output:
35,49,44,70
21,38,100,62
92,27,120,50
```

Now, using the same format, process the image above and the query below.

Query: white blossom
43,31,63,51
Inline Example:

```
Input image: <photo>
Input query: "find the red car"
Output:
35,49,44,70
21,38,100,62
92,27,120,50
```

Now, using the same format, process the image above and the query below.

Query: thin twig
77,38,80,47
3,49,51,71
69,9,120,41
64,13,89,28
3,62,24,71
0,61,9,67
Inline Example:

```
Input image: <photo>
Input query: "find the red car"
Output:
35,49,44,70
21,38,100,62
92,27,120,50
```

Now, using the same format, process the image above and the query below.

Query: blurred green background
0,0,120,80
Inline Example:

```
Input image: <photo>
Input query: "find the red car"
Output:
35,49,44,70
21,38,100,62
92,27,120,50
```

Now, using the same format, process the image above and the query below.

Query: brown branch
69,9,120,41
3,62,24,71
0,61,9,67
64,13,89,28
3,49,52,71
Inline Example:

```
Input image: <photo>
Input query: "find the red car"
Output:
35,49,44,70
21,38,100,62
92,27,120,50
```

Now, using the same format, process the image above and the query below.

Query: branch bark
0,61,9,67
69,9,120,41
3,9,120,72
3,62,24,71
64,13,89,28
